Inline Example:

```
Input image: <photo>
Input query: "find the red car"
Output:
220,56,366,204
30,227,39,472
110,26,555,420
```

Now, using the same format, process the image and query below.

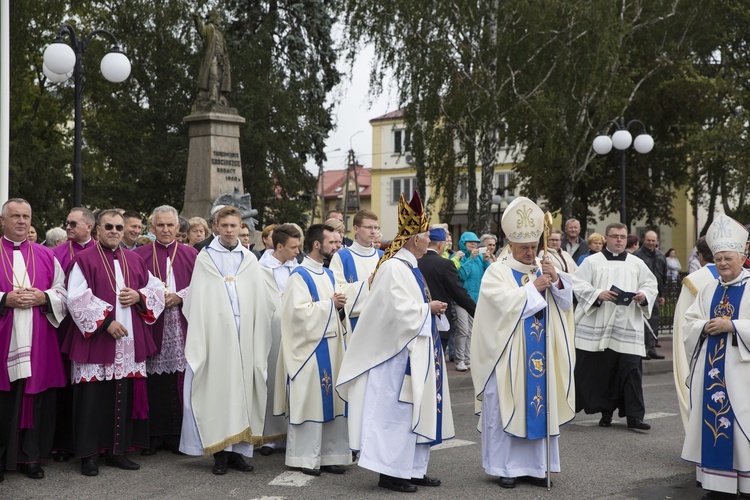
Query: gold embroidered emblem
321,369,332,396
528,351,545,378
531,385,544,417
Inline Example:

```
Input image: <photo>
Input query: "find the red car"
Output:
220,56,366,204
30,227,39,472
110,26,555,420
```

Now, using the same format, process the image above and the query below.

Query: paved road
3,362,705,500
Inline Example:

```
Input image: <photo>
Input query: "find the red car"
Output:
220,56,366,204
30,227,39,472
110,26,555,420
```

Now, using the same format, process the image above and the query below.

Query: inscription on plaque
212,150,241,182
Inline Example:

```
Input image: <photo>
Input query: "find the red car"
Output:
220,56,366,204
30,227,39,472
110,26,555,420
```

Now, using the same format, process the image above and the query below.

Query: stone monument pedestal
182,107,245,219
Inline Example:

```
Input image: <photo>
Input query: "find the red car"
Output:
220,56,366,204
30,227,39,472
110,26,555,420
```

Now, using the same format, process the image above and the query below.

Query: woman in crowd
187,216,210,247
576,232,606,266
665,248,681,281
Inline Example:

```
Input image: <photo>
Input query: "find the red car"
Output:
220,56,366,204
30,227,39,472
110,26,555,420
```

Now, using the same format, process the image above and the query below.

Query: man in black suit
418,227,476,359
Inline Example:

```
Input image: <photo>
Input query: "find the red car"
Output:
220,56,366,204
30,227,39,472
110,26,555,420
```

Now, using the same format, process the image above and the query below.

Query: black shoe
499,476,517,489
378,474,418,493
655,342,662,348
646,349,665,360
20,462,44,479
213,452,228,475
259,445,274,456
627,418,651,430
141,446,159,456
519,475,550,487
300,467,321,476
321,465,346,474
81,456,99,477
228,453,253,472
702,492,740,499
0,467,3,483
54,450,73,462
105,454,140,470
410,475,440,486
599,412,613,427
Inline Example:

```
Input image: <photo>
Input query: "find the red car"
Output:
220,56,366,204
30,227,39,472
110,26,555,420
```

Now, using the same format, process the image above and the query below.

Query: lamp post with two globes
592,118,654,229
43,24,131,206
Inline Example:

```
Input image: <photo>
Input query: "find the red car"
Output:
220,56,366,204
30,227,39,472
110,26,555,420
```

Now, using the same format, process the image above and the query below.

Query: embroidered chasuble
329,242,382,333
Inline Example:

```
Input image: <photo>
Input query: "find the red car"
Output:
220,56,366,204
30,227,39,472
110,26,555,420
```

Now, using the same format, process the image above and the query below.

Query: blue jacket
457,231,489,303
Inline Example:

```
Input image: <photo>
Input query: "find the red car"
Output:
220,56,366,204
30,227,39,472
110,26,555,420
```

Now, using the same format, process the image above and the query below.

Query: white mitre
706,214,748,254
501,196,544,243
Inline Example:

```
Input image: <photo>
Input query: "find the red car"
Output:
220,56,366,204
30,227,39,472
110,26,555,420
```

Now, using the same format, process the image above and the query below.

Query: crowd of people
1,193,749,498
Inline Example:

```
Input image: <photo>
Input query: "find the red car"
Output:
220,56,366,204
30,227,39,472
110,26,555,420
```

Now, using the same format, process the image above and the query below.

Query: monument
182,9,257,228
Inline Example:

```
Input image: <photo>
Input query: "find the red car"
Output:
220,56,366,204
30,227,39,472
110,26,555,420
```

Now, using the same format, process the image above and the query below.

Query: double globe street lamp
43,24,131,206
592,118,654,229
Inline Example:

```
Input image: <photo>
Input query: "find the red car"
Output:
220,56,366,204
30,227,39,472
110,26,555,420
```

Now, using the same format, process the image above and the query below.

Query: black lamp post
43,24,131,207
592,118,654,229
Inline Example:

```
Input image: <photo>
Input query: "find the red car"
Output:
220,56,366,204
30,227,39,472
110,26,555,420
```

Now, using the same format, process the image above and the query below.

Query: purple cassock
52,239,93,274
134,241,198,355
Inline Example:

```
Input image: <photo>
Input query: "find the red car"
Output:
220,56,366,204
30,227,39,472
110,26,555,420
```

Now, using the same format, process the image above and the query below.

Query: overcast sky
305,44,398,174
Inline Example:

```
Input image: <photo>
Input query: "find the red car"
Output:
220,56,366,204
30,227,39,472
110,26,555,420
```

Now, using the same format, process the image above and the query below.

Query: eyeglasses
360,225,380,231
102,223,124,231
64,220,78,228
548,238,561,242
606,234,627,240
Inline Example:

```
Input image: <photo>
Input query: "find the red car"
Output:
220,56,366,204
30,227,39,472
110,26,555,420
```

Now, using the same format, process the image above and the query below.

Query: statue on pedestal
192,9,231,107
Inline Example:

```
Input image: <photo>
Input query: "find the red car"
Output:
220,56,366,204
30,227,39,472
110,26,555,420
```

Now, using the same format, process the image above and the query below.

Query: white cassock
471,255,575,478
258,250,298,447
682,269,750,495
180,239,273,457
329,241,381,335
337,248,455,480
275,256,350,469
672,263,718,430
539,249,578,275
572,252,658,356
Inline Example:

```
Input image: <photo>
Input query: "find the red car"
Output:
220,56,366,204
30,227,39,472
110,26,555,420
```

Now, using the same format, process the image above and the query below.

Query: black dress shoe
300,467,321,476
499,476,517,489
599,412,613,427
646,349,665,360
410,475,440,486
378,474,418,493
321,465,346,474
519,475,550,487
141,446,159,456
213,452,229,475
259,445,274,456
627,418,651,430
81,456,99,477
20,463,45,479
227,453,253,472
105,454,140,470
54,450,73,462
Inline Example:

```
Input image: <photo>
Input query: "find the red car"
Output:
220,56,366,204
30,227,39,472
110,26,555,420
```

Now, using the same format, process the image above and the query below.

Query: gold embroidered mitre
501,197,544,243
375,191,429,275
706,214,748,255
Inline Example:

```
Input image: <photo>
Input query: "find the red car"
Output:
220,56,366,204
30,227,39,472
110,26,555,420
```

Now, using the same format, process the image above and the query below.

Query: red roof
318,165,371,200
369,108,404,123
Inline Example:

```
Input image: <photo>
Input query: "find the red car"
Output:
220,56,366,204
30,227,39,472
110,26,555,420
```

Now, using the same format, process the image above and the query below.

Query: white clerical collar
208,237,241,253
504,253,539,275
76,238,93,247
3,235,25,247
350,241,376,256
156,240,175,249
394,247,417,266
302,255,324,272
720,268,750,286
259,249,296,269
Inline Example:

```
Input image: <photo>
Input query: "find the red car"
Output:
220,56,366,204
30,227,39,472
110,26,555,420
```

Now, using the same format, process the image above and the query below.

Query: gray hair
479,233,497,247
70,207,95,225
151,205,179,223
45,227,67,247
1,197,30,216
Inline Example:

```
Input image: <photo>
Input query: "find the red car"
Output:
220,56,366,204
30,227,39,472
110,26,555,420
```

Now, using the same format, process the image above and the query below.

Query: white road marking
268,471,316,487
250,497,286,500
573,411,677,427
431,438,476,451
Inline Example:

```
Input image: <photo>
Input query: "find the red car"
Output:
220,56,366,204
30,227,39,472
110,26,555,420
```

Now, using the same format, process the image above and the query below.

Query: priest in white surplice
672,236,715,430
682,215,750,498
471,197,575,489
337,192,454,493
572,222,658,430
257,223,301,456
180,206,274,475
275,223,351,476
328,209,383,335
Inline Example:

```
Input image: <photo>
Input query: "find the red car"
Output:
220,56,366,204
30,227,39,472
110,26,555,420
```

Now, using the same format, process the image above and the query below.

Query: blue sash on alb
511,268,547,440
401,260,444,446
701,282,744,471
338,248,383,331
290,266,337,422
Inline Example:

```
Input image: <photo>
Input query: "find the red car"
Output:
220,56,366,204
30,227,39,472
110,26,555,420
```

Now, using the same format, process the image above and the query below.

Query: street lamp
318,147,341,222
492,188,515,246
592,118,653,229
43,24,131,207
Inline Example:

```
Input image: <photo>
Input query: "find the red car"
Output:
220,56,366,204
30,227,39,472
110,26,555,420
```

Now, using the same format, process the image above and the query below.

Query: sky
305,44,398,174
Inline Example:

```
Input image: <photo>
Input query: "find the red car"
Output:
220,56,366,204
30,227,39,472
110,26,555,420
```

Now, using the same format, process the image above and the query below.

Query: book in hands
610,285,636,306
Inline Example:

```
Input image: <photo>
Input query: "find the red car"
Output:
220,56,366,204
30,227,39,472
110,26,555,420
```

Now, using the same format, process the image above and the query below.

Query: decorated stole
338,248,383,331
402,259,444,446
511,268,547,440
290,266,337,422
708,265,719,280
701,282,744,471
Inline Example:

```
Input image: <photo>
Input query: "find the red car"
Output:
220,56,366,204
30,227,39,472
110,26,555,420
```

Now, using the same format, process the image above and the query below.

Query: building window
394,129,411,154
494,171,516,196
456,177,469,202
392,177,417,203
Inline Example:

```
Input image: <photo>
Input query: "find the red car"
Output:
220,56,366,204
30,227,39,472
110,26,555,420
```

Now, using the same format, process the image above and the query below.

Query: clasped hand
118,287,141,308
705,317,734,336
6,287,45,309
